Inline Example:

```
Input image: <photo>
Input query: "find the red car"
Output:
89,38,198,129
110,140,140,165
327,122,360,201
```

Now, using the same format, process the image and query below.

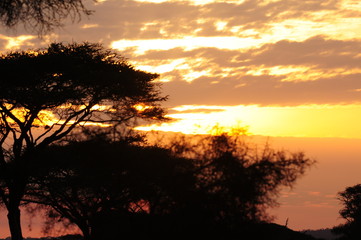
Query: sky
2,0,361,137
1,0,361,236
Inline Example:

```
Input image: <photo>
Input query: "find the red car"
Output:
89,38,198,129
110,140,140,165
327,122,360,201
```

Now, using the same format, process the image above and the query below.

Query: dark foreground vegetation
0,42,316,240
304,229,339,240
22,129,313,240
0,2,360,240
2,41,358,240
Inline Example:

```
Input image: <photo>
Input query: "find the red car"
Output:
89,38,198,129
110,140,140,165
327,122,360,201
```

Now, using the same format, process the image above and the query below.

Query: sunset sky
1,0,361,236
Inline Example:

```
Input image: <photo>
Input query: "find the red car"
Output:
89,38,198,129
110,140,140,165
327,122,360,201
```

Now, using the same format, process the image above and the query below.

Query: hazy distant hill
302,228,339,240
238,223,319,240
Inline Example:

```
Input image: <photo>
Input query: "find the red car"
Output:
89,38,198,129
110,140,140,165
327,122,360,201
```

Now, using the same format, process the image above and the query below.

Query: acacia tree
0,42,166,240
26,136,197,240
0,0,93,33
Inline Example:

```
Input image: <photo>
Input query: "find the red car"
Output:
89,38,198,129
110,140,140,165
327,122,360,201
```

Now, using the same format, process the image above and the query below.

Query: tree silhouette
0,42,166,240
333,184,361,239
26,135,197,240
27,130,314,239
0,0,93,33
165,131,314,227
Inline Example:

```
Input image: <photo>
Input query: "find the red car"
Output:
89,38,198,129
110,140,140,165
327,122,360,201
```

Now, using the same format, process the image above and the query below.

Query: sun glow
136,104,361,139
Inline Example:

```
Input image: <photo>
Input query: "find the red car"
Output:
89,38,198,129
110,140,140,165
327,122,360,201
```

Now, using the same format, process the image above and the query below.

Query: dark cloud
133,37,361,106
162,73,361,106
246,36,361,68
0,0,359,107
132,36,361,70
0,0,346,45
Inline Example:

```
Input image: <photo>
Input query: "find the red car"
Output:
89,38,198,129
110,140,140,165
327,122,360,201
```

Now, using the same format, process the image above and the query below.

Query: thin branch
34,120,59,145
0,104,25,130
38,106,91,148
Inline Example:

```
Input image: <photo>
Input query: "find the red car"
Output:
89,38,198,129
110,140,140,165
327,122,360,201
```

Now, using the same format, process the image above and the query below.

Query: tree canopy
0,42,166,151
0,42,166,240
0,0,92,33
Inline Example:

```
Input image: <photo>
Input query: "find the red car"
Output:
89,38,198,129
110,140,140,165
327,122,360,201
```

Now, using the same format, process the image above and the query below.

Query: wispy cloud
1,0,361,137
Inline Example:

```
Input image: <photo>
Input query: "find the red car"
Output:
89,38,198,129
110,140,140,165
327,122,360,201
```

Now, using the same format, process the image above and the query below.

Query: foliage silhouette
0,0,93,33
26,130,314,240
164,131,314,226
26,135,197,240
0,42,166,240
333,184,361,240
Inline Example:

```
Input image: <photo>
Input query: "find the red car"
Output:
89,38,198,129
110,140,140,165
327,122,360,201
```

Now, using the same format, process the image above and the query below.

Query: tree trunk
6,176,26,240
79,225,92,240
7,204,23,240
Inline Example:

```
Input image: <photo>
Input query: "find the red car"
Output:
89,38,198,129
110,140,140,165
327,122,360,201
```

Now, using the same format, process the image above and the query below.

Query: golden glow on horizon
136,104,361,139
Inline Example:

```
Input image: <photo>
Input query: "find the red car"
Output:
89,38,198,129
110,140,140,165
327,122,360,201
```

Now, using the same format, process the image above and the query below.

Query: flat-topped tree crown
0,42,166,148
0,42,166,240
